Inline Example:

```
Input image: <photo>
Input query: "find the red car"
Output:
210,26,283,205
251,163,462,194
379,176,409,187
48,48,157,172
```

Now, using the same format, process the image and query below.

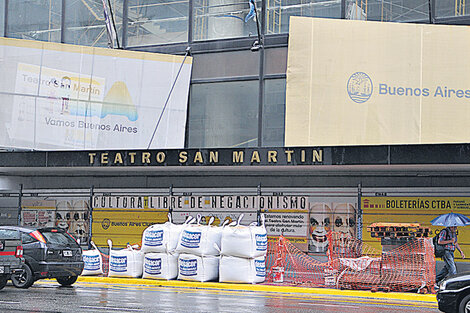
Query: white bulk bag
142,252,178,280
220,214,267,258
219,255,266,284
81,242,103,276
141,214,186,253
108,241,144,278
176,216,223,256
177,253,219,282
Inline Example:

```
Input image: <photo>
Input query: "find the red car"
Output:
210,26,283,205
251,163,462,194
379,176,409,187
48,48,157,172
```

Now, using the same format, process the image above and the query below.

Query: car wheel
459,293,470,313
0,275,7,290
56,275,78,286
11,264,34,289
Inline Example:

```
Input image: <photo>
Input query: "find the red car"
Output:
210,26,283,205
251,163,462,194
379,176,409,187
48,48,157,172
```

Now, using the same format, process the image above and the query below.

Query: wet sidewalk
77,276,437,304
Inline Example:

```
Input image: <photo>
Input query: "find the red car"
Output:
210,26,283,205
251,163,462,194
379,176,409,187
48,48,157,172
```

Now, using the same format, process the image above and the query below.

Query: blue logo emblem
347,72,373,103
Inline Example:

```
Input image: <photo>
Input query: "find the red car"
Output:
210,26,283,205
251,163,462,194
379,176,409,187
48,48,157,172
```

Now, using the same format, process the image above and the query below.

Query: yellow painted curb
77,276,437,303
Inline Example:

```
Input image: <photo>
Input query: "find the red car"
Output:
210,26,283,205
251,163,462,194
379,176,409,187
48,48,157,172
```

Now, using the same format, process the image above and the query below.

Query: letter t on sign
89,153,97,164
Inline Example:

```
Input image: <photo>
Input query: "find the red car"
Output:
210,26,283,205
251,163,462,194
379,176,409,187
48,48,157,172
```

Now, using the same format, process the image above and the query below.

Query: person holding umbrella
432,212,470,285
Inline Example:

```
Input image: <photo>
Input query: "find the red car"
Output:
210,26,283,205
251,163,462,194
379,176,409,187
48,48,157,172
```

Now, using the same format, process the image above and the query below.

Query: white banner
0,38,192,150
93,195,309,211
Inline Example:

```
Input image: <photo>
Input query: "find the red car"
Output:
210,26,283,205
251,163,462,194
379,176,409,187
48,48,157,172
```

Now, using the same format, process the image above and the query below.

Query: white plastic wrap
220,214,267,258
141,214,185,253
142,252,178,280
108,242,144,278
177,253,219,282
176,216,223,257
81,243,103,276
219,255,266,284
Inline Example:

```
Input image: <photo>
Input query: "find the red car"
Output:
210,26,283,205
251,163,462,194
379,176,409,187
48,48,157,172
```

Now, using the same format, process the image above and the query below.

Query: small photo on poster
308,202,357,253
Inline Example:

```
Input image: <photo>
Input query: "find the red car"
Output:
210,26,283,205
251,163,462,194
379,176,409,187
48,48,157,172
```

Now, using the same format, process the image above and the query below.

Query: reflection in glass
64,0,123,47
262,79,285,147
193,0,259,41
7,0,61,42
345,0,429,22
436,0,470,17
188,81,259,148
127,0,189,46
0,0,4,37
266,0,340,35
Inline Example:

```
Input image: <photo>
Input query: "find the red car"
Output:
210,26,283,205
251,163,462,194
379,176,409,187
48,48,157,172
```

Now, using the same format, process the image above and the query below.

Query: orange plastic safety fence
101,252,110,276
265,232,435,293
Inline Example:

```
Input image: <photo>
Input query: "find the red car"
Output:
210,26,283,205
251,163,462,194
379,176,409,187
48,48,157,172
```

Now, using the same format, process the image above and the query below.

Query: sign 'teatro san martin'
87,148,324,166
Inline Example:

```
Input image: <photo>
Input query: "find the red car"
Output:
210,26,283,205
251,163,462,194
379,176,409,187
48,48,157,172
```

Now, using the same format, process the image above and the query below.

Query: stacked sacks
219,214,267,283
143,253,178,280
176,215,223,282
141,214,190,280
108,240,144,278
141,213,183,254
81,241,104,276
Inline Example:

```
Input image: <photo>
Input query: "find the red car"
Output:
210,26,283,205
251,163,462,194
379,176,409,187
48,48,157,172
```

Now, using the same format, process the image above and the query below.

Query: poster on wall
93,195,310,250
21,209,55,228
308,199,357,253
362,196,470,261
21,198,90,244
0,37,192,150
55,199,90,244
91,209,168,248
21,199,56,228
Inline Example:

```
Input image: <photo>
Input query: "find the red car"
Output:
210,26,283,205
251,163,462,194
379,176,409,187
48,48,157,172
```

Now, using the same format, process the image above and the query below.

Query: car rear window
41,231,76,245
0,229,20,239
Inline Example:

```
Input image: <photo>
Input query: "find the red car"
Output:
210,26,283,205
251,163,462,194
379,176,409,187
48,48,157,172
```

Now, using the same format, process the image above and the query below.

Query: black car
437,271,470,313
0,226,84,288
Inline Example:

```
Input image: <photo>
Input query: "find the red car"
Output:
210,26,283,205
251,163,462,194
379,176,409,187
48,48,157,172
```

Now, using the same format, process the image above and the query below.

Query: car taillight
30,230,46,243
15,246,23,258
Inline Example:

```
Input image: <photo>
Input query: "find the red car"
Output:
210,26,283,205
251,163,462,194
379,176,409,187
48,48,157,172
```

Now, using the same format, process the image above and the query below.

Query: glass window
264,47,287,75
192,50,259,80
0,0,4,37
262,79,285,147
41,230,77,245
7,0,61,42
188,81,259,148
193,0,260,41
21,232,36,244
347,0,430,22
266,0,341,35
0,229,19,239
436,0,470,17
127,0,189,46
64,0,123,48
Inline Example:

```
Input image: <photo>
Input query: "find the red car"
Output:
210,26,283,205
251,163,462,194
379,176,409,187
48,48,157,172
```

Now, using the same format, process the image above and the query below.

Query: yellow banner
285,17,470,146
92,209,168,247
363,197,470,261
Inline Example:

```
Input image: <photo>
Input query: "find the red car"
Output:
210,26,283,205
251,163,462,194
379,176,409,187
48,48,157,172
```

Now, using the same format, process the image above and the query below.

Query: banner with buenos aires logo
0,37,192,150
285,16,470,147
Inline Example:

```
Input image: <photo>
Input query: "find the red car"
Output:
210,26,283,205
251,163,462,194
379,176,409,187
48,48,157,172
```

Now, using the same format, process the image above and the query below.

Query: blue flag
245,0,256,23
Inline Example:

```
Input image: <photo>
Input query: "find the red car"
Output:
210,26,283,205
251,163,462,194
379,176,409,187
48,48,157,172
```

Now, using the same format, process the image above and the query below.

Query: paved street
0,280,439,313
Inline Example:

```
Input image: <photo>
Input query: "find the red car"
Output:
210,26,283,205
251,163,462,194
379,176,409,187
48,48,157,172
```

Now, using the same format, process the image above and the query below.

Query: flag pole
107,0,121,49
250,0,263,52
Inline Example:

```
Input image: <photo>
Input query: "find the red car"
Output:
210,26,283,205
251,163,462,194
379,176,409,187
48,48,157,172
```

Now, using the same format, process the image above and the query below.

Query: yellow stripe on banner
0,37,192,64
